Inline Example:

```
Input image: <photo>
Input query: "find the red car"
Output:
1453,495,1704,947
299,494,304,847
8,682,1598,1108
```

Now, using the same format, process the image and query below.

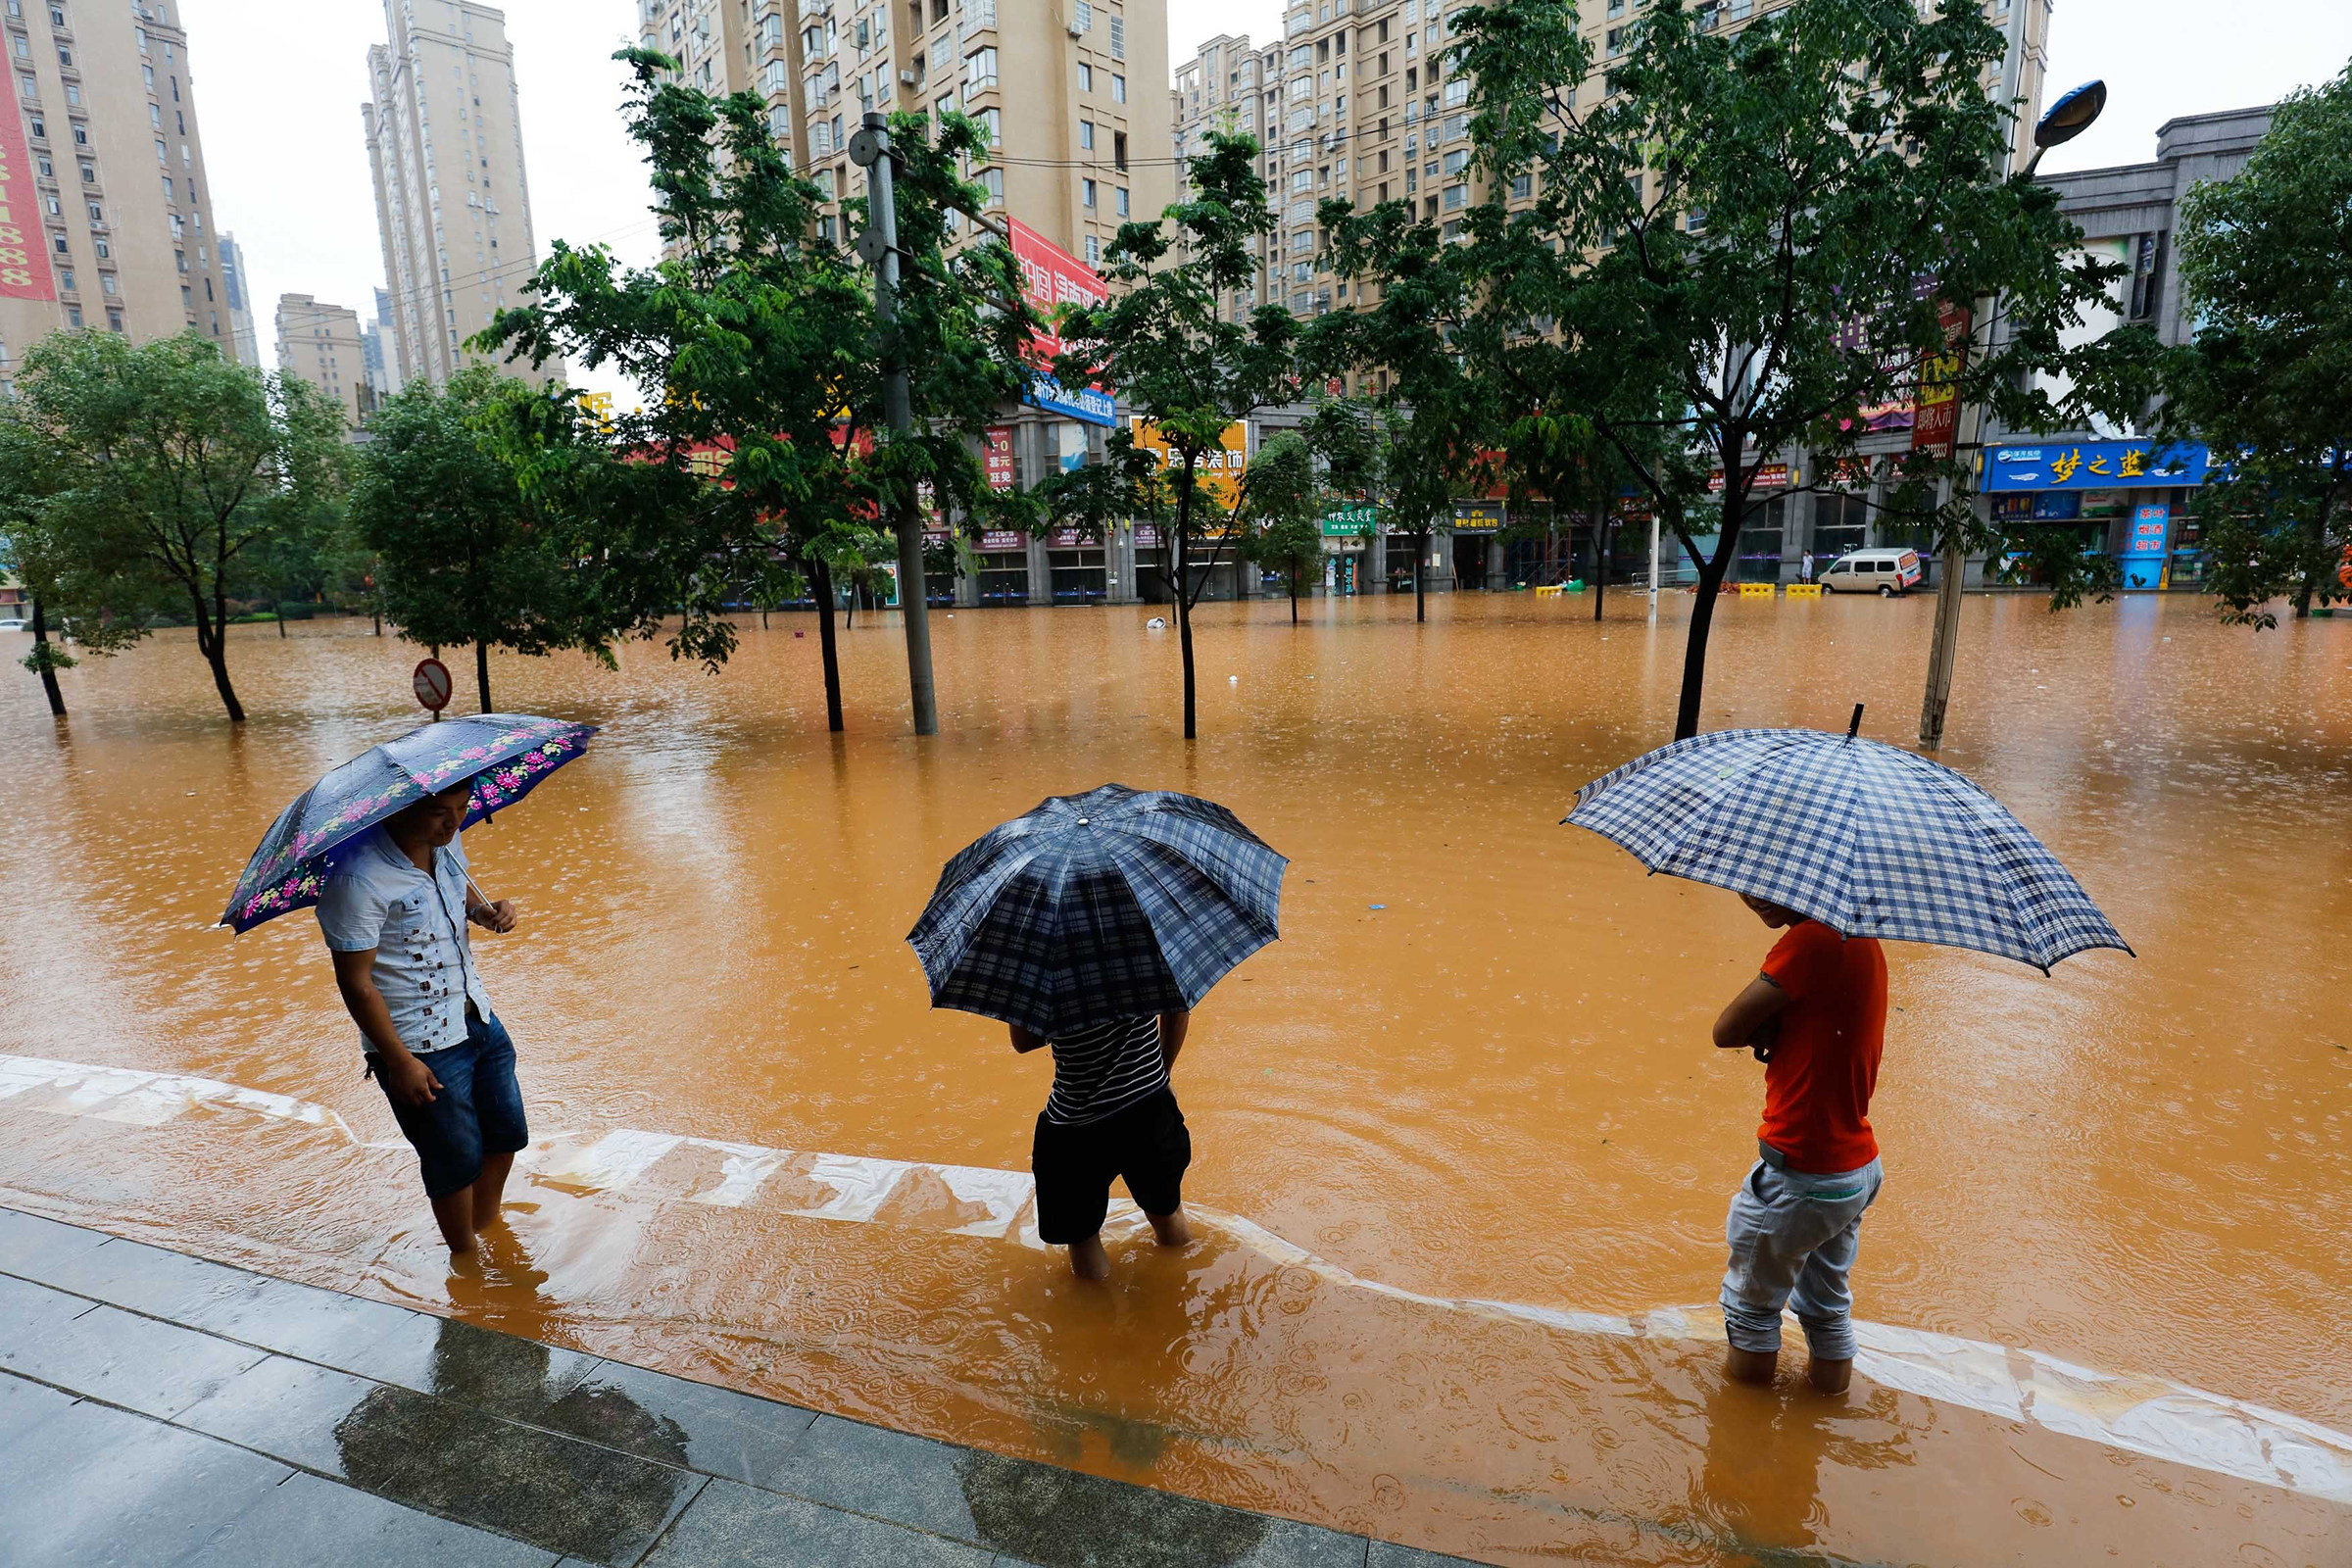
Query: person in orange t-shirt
1710,894,1887,1394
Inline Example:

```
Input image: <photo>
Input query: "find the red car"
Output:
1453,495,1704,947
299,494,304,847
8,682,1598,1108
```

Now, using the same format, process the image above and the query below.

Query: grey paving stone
174,1353,385,1476
29,1235,260,1320
0,1366,81,1446
0,1205,112,1274
0,1394,294,1568
315,1367,706,1565
0,1269,100,1335
337,1309,602,1419
760,1413,983,1542
1,1302,268,1419
640,1477,993,1568
535,1358,820,1486
177,1469,564,1567
178,1271,426,1367
1368,1544,1481,1567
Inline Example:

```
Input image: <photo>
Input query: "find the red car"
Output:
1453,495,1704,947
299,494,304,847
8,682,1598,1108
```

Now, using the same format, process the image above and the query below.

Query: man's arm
1158,1009,1191,1070
1009,1023,1048,1054
330,949,441,1106
1712,975,1789,1055
462,883,518,934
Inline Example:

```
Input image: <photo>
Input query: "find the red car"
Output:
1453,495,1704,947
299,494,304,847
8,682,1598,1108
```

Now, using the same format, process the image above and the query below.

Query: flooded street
2,591,2348,1565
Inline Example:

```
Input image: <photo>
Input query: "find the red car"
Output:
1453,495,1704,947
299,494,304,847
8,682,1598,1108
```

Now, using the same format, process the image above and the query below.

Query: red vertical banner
983,425,1015,490
0,98,58,302
1909,300,1972,460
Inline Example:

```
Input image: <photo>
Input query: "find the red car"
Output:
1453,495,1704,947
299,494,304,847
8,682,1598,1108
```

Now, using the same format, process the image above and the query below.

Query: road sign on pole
413,658,452,720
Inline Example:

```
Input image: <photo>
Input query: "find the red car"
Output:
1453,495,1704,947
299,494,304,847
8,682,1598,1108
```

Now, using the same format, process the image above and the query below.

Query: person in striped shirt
1010,1009,1195,1280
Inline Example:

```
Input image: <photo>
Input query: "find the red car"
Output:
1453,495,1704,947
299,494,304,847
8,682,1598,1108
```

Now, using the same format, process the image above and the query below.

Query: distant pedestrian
1708,894,1886,1394
1011,1011,1195,1280
1798,553,1816,585
318,781,526,1258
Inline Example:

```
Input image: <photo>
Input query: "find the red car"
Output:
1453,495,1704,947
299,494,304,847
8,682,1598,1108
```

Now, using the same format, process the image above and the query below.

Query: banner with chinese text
0,100,57,303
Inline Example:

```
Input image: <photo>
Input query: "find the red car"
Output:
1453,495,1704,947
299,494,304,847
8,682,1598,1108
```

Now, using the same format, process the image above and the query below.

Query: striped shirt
1043,1014,1169,1126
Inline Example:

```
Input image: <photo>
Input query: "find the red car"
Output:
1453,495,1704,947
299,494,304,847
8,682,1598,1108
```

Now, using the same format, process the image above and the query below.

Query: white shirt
316,826,494,1057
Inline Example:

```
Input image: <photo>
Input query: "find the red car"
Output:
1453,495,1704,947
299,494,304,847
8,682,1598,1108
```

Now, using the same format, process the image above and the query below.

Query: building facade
218,228,257,366
273,292,368,428
361,283,403,406
0,0,235,386
363,0,556,390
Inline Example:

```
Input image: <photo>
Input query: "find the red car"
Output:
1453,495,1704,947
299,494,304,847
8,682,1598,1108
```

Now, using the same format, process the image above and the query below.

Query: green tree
1243,431,1328,624
2159,66,2352,624
1,330,345,722
349,367,595,712
479,51,1035,734
1313,399,1488,623
1326,0,2144,739
1047,132,1304,738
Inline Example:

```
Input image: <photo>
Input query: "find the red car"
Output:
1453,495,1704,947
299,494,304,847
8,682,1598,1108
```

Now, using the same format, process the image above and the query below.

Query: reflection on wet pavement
1,594,2349,1565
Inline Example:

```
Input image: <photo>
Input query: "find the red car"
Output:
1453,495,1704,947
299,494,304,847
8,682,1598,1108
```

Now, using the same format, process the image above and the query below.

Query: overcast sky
185,0,2351,412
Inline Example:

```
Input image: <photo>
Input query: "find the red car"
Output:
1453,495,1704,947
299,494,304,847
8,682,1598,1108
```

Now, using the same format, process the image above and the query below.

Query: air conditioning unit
900,69,916,84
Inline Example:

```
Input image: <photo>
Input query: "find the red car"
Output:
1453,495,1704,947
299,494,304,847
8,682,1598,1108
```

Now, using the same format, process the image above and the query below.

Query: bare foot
1146,1207,1193,1248
1806,1356,1853,1395
1067,1236,1111,1280
1724,1346,1779,1386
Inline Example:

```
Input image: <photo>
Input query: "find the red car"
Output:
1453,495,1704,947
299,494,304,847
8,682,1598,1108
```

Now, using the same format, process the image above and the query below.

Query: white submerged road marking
4,1051,2348,1506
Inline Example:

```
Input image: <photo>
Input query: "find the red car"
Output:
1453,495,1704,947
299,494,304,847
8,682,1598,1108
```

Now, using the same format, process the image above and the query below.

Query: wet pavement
0,1204,1465,1567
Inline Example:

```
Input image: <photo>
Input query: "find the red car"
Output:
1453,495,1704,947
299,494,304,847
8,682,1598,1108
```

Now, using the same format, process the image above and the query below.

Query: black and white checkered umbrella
908,784,1288,1039
1565,716,2130,972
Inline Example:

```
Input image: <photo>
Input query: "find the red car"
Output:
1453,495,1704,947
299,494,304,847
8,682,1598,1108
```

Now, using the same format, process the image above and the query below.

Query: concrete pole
1647,513,1661,622
858,112,939,736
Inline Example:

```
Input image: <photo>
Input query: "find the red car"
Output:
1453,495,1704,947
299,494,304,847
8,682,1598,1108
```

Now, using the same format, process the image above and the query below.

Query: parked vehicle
1821,548,1922,596
0,618,27,632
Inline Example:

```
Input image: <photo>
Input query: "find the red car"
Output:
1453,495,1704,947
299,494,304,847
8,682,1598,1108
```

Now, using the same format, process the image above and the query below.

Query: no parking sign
412,658,452,718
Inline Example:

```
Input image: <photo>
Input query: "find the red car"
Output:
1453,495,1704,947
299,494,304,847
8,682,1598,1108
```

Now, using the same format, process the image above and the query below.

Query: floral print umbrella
222,712,597,933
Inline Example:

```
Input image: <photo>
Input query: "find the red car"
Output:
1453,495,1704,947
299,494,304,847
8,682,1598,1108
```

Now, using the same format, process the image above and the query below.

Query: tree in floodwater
2156,66,2352,624
1045,131,1304,739
349,368,598,713
478,50,1035,734
1322,0,2148,739
0,330,345,723
1309,399,1478,624
1243,432,1328,625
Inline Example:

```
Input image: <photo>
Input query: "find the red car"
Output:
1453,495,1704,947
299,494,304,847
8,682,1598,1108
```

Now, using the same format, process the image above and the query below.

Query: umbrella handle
463,868,497,912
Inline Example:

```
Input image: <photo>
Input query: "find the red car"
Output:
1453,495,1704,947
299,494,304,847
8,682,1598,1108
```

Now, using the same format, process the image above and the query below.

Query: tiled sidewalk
0,1206,1475,1568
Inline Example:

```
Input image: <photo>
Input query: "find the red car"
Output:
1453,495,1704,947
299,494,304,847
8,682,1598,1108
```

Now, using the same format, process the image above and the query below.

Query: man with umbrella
223,712,596,1260
319,778,524,1258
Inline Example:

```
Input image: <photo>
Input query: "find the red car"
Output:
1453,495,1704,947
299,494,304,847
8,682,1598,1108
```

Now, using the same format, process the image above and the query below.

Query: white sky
184,0,2352,412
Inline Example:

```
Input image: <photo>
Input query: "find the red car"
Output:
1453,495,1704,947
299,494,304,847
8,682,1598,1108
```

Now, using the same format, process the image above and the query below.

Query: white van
1821,548,1923,596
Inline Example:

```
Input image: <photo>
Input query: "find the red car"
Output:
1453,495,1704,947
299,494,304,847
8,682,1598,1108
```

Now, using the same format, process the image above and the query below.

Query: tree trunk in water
1290,562,1299,625
1594,519,1609,621
1176,491,1198,740
276,604,288,638
810,556,845,733
1415,536,1427,623
30,598,64,717
372,609,382,636
474,641,493,713
202,630,246,722
1674,567,1725,741
2292,580,2314,619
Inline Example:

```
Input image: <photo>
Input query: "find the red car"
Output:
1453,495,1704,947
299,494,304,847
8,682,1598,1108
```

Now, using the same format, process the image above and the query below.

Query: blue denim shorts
372,1009,528,1199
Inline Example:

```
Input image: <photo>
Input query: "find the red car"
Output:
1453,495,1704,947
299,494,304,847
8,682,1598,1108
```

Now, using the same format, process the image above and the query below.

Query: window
101,272,116,295
1511,172,1532,201
1085,234,1101,265
1111,74,1125,103
84,199,100,220
1115,187,1128,216
56,265,73,289
161,176,173,201
1113,130,1127,170
1078,119,1094,150
977,106,1000,144
9,36,24,59
1076,62,1091,91
961,44,996,93
1109,16,1123,58
1082,177,1096,207
1442,148,1467,175
1443,183,1465,209
142,63,153,88
979,166,1003,205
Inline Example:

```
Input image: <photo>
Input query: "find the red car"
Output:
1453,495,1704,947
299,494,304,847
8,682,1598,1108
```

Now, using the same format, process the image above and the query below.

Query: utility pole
851,111,940,737
1647,511,1661,621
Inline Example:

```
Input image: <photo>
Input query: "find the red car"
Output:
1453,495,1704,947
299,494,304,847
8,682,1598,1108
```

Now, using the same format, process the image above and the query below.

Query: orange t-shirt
1756,919,1886,1174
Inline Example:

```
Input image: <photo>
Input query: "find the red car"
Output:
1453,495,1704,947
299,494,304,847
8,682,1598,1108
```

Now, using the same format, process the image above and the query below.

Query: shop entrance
1452,535,1494,590
1048,549,1106,605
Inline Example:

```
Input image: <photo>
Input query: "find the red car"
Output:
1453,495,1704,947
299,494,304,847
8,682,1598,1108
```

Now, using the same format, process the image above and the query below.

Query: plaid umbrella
1565,713,2130,972
908,784,1287,1039
222,712,596,934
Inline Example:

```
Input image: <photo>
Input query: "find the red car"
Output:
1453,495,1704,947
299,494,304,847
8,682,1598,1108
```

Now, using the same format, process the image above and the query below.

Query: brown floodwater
2,591,2348,1566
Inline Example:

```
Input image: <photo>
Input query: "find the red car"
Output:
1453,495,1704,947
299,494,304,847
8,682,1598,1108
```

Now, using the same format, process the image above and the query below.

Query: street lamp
1916,80,2108,750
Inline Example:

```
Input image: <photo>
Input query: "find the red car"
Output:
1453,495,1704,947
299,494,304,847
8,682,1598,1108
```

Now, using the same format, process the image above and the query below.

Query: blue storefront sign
2121,502,2171,589
1984,439,2208,492
1024,372,1114,426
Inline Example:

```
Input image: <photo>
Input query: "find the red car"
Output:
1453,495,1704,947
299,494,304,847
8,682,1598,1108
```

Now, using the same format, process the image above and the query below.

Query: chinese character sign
1984,441,2210,492
982,425,1015,491
0,97,58,302
1128,418,1250,516
2125,503,2171,557
1008,219,1113,425
1909,300,1971,459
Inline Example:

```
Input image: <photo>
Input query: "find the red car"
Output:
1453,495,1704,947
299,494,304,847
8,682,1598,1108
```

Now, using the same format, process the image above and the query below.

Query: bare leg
1806,1356,1853,1395
1066,1235,1110,1280
1725,1346,1779,1386
1146,1206,1193,1247
470,1152,515,1232
428,1188,478,1255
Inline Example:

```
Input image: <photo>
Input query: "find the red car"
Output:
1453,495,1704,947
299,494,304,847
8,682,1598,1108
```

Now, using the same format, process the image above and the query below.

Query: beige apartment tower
642,0,1174,270
363,0,557,389
0,0,235,393
273,293,368,427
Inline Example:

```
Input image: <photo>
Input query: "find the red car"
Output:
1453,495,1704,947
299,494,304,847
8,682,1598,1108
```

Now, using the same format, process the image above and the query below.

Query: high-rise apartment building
0,0,234,381
640,0,1174,273
218,228,258,366
273,292,368,426
363,0,557,390
361,284,403,405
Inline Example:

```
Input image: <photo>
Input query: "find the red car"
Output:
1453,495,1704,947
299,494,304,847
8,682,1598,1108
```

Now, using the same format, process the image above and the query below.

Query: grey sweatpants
1720,1155,1884,1361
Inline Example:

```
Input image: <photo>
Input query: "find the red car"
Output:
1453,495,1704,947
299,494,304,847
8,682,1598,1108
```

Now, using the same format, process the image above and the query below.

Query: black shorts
1031,1088,1192,1246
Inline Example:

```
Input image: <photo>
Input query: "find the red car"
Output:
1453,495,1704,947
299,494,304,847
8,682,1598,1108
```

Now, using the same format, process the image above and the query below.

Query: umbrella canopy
222,712,596,934
1565,723,2129,972
908,784,1287,1039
